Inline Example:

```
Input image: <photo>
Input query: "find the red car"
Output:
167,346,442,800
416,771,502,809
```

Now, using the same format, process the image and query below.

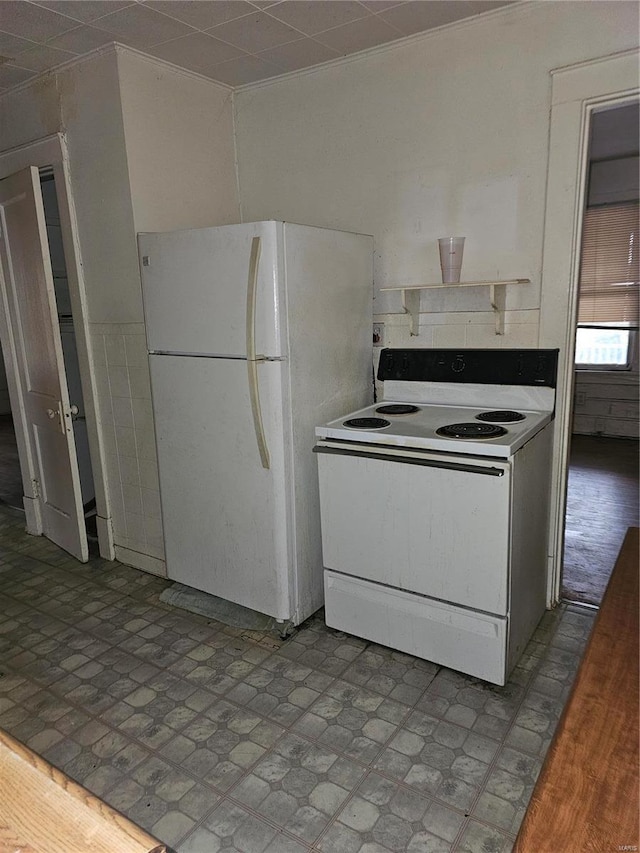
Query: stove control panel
377,348,559,387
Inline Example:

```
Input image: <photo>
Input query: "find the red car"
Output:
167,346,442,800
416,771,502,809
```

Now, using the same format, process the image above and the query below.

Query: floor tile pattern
0,506,595,852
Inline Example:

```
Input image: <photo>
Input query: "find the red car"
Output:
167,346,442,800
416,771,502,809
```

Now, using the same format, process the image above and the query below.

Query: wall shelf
380,279,530,336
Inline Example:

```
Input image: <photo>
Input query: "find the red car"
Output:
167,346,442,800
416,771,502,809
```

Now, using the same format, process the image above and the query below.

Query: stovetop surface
315,400,553,458
316,350,558,458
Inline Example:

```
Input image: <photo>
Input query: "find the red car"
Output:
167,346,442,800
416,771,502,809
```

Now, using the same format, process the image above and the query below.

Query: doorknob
46,402,67,434
70,405,79,417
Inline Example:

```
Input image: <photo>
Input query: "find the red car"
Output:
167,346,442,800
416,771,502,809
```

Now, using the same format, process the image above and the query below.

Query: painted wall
0,57,131,312
0,47,240,573
117,49,240,234
88,49,241,569
233,1,639,349
588,155,639,205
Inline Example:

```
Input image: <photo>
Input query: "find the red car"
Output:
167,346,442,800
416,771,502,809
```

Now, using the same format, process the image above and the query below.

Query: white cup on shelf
438,237,465,283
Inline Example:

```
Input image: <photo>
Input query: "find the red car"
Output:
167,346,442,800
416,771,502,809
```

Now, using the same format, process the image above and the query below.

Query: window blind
577,201,639,325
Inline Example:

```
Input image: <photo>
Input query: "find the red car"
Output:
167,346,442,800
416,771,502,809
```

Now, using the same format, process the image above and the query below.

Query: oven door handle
313,444,506,476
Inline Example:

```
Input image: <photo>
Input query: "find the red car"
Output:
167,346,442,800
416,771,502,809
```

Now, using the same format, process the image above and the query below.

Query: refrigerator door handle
246,236,271,469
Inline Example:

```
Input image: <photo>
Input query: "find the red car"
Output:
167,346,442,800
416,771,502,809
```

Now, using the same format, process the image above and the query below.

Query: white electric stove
314,348,559,685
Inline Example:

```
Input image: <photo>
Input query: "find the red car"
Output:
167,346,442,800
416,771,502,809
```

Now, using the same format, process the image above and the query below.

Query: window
575,324,633,368
575,201,639,369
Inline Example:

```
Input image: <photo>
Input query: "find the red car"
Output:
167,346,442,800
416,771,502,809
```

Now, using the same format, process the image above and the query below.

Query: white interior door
0,166,87,561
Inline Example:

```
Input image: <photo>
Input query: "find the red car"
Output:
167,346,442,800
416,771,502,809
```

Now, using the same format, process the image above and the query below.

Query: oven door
315,441,511,615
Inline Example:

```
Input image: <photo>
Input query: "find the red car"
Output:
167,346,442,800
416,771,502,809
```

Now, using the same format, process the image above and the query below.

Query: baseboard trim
113,545,166,577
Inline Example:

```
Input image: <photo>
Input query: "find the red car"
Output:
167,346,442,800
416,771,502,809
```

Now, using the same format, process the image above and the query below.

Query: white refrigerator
138,221,373,628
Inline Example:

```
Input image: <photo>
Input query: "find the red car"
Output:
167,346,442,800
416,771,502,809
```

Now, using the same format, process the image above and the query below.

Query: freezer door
139,221,282,358
150,354,292,620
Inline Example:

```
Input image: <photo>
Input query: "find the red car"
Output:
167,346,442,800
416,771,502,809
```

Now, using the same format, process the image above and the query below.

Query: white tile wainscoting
90,322,166,576
374,310,540,350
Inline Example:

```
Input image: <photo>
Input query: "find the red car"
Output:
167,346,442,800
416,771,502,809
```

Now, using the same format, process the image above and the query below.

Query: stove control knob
452,355,465,373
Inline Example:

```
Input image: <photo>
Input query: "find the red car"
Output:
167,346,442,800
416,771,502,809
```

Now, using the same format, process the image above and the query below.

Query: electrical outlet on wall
373,322,384,347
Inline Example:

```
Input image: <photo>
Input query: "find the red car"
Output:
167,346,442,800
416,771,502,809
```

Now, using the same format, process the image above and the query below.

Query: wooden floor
562,434,639,605
515,526,639,852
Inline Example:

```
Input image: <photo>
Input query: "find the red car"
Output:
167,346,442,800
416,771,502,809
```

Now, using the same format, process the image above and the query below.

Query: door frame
0,133,114,558
539,48,639,606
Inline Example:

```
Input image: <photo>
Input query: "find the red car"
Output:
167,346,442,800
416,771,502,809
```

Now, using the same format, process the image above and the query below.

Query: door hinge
32,478,40,499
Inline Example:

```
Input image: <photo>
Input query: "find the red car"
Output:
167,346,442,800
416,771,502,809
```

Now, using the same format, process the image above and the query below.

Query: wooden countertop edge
514,526,639,852
0,727,167,853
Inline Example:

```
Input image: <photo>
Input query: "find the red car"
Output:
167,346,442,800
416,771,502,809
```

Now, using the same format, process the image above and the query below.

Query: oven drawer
325,571,508,685
316,443,511,615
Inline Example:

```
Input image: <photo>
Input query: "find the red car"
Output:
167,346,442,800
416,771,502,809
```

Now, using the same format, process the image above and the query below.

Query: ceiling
0,0,512,93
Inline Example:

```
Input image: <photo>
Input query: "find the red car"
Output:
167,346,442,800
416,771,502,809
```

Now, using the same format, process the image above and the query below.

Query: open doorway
562,100,639,606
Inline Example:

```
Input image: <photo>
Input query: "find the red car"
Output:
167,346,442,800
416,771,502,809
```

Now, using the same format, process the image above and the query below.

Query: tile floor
0,505,596,852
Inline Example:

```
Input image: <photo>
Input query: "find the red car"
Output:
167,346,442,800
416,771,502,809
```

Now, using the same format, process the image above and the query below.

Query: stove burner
375,404,420,415
343,417,391,430
476,410,525,423
436,422,508,439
